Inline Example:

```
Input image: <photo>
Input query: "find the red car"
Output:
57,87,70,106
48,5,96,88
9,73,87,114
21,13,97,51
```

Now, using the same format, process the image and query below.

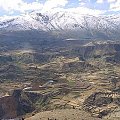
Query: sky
0,0,120,16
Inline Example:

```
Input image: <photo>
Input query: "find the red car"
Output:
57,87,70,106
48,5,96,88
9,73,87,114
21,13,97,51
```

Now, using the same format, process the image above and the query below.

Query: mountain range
0,11,120,40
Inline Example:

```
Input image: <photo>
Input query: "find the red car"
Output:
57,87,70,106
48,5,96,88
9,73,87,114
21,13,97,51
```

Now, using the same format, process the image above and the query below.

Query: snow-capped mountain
0,11,120,40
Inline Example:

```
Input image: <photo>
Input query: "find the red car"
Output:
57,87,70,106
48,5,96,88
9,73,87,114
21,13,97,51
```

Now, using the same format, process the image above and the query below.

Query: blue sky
0,0,119,16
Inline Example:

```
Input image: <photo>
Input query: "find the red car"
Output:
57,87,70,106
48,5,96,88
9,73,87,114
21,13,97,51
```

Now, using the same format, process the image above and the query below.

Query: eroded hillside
0,40,120,120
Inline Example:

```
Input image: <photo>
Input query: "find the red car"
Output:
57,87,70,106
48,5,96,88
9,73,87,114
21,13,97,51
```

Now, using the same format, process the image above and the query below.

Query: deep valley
0,37,120,119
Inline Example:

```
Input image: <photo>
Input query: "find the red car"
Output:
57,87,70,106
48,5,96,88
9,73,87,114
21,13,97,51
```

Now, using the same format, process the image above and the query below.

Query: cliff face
0,90,35,119
83,92,120,118
0,96,17,119
0,88,69,119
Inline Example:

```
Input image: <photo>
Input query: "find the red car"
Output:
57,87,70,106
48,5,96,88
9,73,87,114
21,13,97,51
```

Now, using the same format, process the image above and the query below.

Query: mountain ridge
0,11,120,40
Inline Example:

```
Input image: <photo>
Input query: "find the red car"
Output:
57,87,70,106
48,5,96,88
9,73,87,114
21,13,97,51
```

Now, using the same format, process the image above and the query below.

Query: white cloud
79,2,86,6
0,0,43,13
108,0,116,3
109,0,120,11
97,0,116,3
42,0,68,12
79,0,88,5
97,0,104,3
20,2,43,12
0,0,118,16
0,0,68,14
46,6,105,16
96,0,116,4
66,7,105,16
37,0,105,16
0,0,22,11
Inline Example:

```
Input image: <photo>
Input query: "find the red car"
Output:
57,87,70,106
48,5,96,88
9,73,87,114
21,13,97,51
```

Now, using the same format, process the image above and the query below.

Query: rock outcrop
0,89,35,119
83,92,120,118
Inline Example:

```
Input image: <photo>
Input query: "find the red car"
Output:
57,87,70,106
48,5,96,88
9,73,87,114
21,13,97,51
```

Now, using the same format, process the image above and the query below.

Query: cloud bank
0,0,120,16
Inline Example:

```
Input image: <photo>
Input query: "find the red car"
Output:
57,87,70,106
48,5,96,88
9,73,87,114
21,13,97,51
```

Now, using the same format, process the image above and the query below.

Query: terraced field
0,40,120,119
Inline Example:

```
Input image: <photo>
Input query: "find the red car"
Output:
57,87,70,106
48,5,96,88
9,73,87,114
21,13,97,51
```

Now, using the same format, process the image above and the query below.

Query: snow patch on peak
0,11,120,40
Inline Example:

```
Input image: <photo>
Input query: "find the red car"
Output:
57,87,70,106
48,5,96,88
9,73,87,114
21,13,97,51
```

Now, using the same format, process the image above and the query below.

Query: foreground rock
83,92,120,118
0,89,39,119
25,109,101,120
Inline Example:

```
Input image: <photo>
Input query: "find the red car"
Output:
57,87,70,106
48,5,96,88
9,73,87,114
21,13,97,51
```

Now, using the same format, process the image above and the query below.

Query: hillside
0,10,120,120
0,39,120,119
